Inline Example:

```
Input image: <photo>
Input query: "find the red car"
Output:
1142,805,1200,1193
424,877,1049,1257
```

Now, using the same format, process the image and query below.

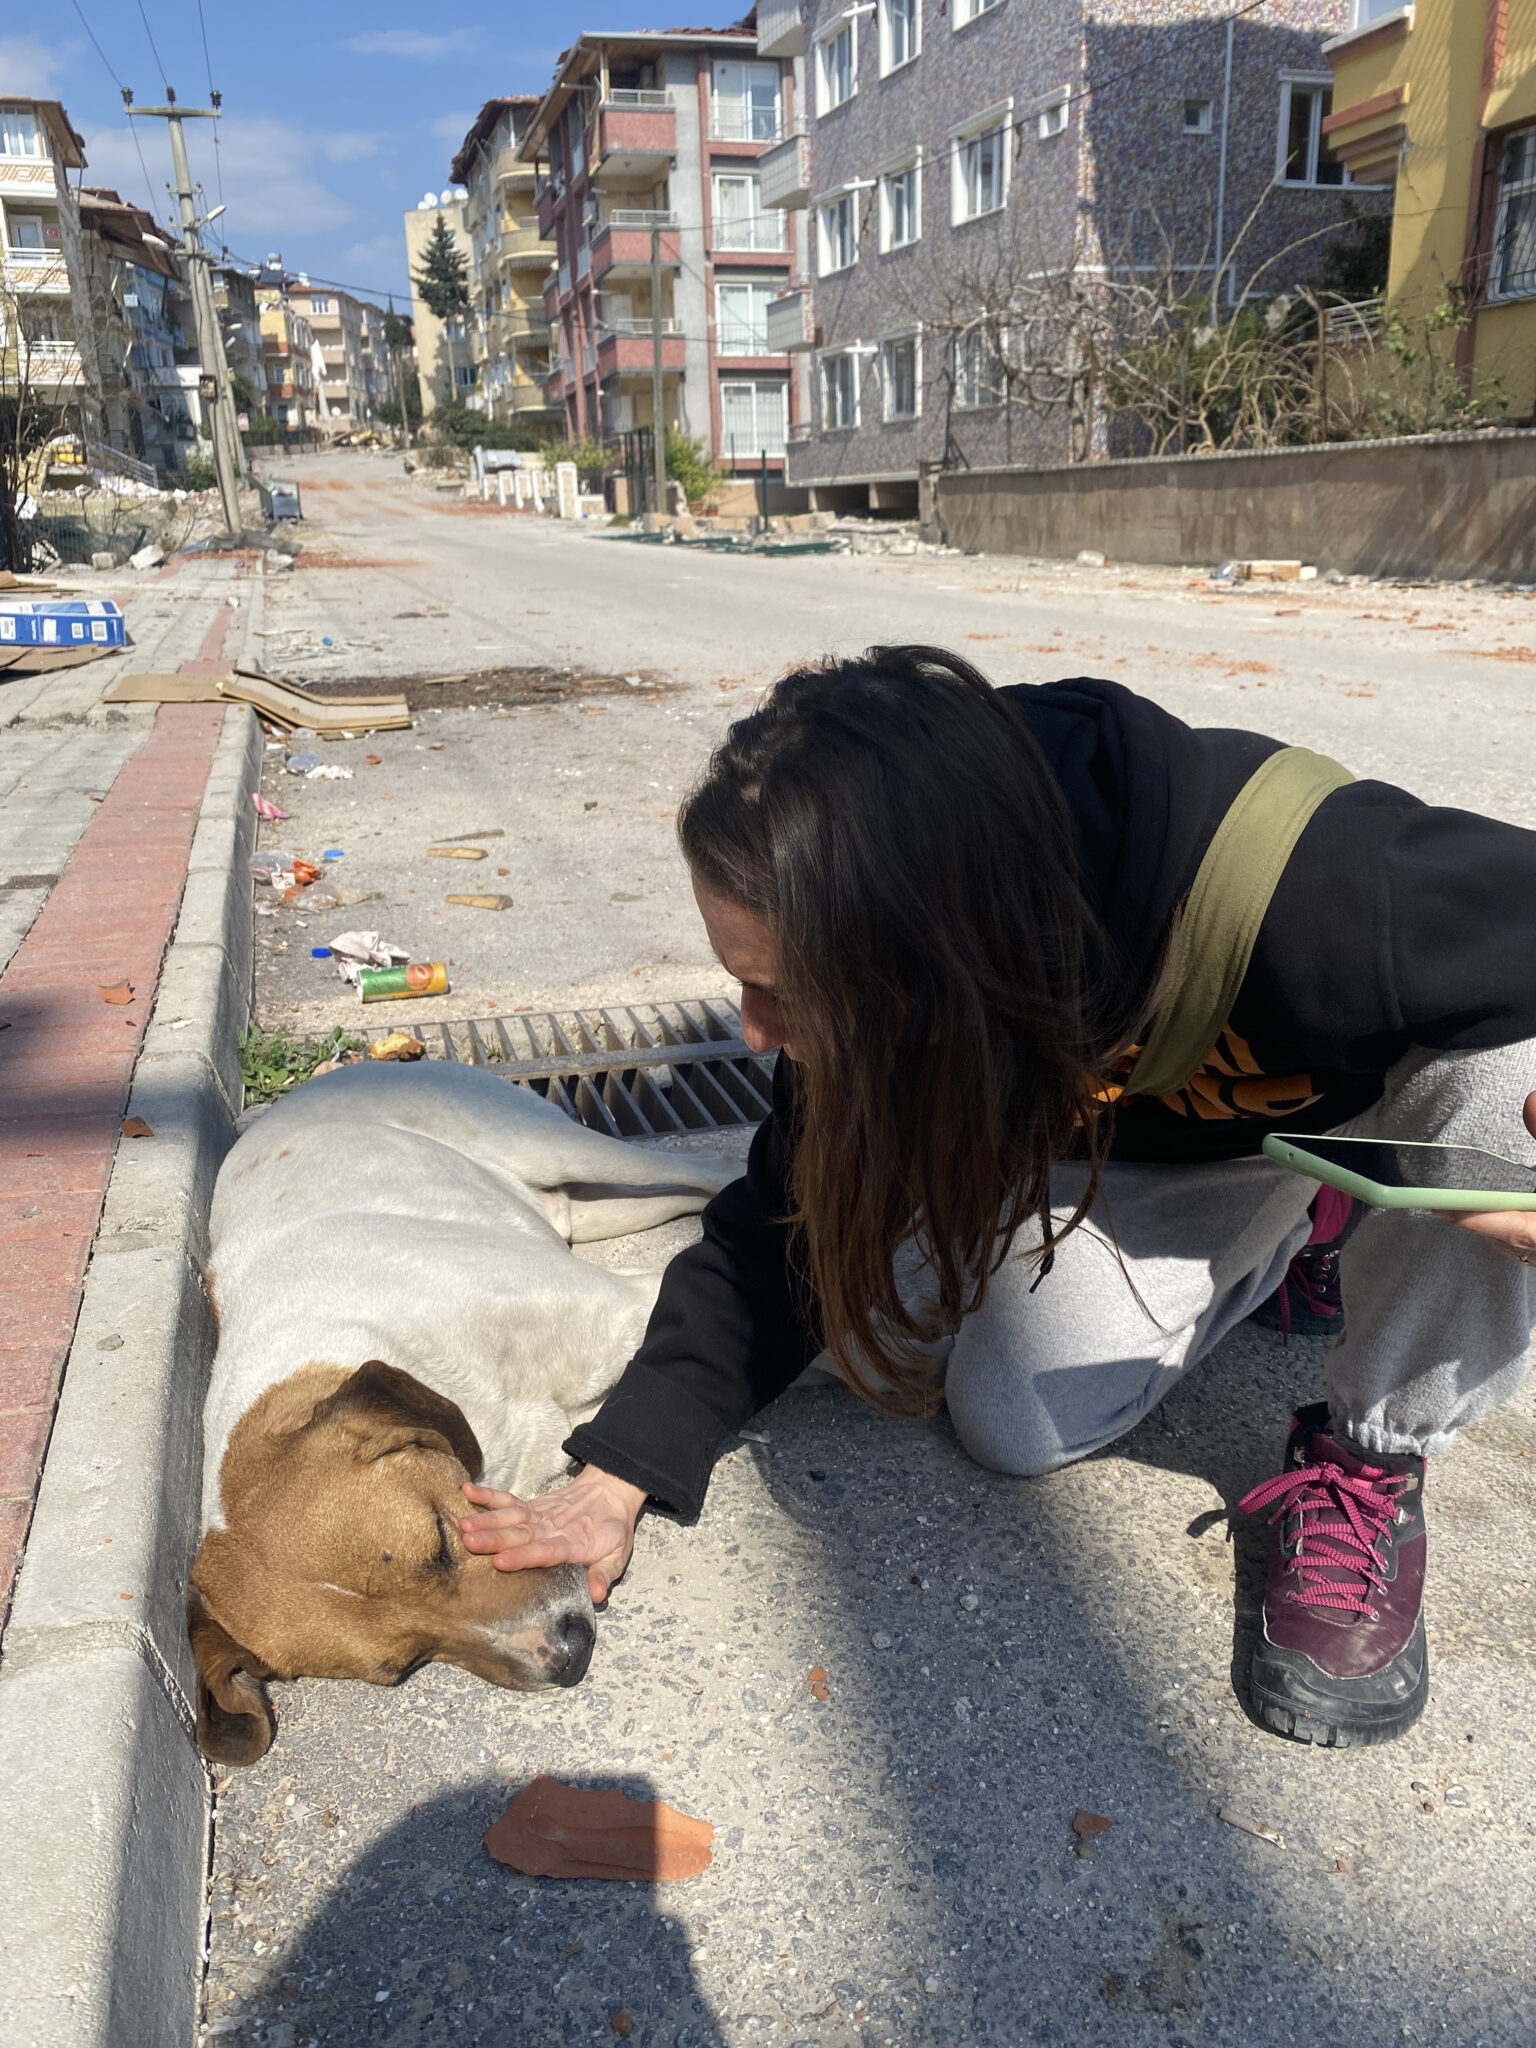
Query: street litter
429,845,489,860
99,665,410,732
1218,1808,1284,1848
99,982,134,1005
120,1117,154,1138
484,1775,714,1882
808,1665,830,1702
366,1031,427,1061
285,751,323,775
251,792,292,822
432,828,504,843
359,962,450,1002
303,763,353,781
445,893,512,911
328,931,409,983
1072,1810,1114,1839
322,848,344,860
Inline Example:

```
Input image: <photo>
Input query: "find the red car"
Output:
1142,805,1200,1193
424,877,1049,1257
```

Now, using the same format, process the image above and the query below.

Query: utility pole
125,90,243,534
1212,8,1237,322
650,226,669,519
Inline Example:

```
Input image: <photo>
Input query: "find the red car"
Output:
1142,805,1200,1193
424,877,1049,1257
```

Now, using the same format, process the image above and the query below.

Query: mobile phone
1262,1133,1536,1211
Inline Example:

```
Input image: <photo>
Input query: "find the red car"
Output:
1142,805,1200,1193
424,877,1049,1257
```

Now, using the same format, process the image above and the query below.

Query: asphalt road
204,452,1536,2048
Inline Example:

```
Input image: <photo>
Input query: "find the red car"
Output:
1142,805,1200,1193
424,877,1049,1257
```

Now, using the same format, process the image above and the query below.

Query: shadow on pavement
211,1775,719,2048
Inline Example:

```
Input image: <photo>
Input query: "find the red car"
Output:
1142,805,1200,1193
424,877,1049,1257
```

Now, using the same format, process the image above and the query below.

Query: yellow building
451,97,559,426
1324,0,1536,421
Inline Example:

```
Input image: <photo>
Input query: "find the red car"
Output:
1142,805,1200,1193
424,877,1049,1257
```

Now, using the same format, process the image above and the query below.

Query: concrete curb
0,705,261,2048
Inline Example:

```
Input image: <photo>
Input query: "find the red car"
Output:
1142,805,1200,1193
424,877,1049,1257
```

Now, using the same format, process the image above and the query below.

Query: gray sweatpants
944,1040,1536,1474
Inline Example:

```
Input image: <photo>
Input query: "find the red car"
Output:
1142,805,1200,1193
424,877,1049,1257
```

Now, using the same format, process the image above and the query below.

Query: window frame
878,0,921,76
1183,97,1214,134
1037,90,1070,141
816,18,859,115
0,110,45,159
951,0,1003,26
714,277,778,356
719,376,789,458
1276,74,1346,188
951,324,1005,409
951,105,1012,224
819,348,860,430
1490,125,1536,304
713,60,784,143
879,157,922,252
881,331,920,419
817,190,860,275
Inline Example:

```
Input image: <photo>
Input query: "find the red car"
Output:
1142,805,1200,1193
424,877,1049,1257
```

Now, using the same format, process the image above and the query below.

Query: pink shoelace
1238,1457,1410,1617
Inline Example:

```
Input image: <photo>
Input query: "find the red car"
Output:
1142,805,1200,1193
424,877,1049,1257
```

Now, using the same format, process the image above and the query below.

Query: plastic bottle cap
311,946,332,958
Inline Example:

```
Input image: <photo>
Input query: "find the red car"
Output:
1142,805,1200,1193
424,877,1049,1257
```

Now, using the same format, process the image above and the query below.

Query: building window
1184,97,1213,134
1491,127,1536,302
720,379,788,458
714,174,787,251
821,351,859,429
818,22,857,113
881,163,920,250
456,363,477,387
879,0,919,74
818,192,859,274
882,334,918,418
1278,79,1345,186
713,61,782,142
5,213,47,258
308,295,333,314
0,110,45,158
952,0,1001,25
716,279,777,354
952,326,1004,408
1038,91,1070,140
954,123,1008,221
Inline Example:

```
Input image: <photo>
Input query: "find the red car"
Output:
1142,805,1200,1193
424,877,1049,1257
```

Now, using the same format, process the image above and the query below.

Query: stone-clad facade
762,0,1387,509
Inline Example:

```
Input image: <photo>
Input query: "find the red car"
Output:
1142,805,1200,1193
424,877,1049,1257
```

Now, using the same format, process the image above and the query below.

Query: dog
190,1059,736,1765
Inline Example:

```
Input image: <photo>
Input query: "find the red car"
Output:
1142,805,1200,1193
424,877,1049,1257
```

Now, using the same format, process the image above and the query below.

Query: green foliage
418,441,462,470
1350,299,1507,439
241,414,283,446
1318,204,1392,303
412,215,470,323
163,453,219,491
229,370,261,411
431,404,553,451
665,426,720,508
238,1023,364,1106
382,309,413,351
549,433,607,489
376,364,422,426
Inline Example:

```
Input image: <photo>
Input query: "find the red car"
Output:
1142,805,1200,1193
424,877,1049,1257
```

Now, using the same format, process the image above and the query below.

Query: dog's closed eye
432,1511,455,1574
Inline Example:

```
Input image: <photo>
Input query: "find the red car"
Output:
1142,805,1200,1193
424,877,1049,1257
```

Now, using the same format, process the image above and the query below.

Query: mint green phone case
1262,1134,1536,1211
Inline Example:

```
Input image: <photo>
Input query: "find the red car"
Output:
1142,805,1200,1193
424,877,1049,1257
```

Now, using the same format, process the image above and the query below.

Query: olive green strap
1123,746,1355,1100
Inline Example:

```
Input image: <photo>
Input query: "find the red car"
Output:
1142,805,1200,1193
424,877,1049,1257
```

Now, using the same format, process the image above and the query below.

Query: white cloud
431,109,476,144
80,114,358,238
347,29,479,60
0,36,69,94
322,131,383,164
339,233,412,288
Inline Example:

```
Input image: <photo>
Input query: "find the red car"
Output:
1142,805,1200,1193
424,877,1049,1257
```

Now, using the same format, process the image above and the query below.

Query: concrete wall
926,428,1536,581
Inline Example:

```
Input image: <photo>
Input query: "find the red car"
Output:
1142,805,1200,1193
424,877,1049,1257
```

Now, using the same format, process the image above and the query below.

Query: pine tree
412,216,470,401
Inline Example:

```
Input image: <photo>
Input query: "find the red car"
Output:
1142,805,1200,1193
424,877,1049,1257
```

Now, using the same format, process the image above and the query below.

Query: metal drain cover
361,996,773,1137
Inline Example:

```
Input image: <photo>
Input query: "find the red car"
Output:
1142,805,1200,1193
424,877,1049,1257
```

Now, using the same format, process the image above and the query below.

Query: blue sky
2,3,699,304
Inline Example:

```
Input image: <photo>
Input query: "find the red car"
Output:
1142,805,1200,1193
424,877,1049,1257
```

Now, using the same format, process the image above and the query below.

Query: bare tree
0,284,66,574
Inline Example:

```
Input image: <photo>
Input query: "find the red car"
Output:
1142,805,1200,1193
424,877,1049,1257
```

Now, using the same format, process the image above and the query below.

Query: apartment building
1324,0,1536,421
517,29,802,476
258,296,317,432
450,97,561,426
284,277,372,434
212,265,270,424
76,186,187,472
0,99,102,432
759,0,1384,510
404,191,472,414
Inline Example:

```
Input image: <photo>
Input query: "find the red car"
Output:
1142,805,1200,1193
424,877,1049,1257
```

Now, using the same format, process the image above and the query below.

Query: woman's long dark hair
678,645,1108,1417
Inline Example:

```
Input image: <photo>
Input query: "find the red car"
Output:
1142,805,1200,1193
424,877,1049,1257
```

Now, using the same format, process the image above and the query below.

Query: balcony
765,287,815,352
714,212,789,253
3,252,70,295
590,214,680,283
504,303,551,348
24,338,84,388
500,216,552,266
576,242,591,281
710,103,786,144
596,320,686,382
593,97,676,185
535,178,561,236
494,146,536,190
756,0,805,57
758,125,811,209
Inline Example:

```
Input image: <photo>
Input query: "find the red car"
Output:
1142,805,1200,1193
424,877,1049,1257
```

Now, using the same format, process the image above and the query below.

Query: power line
133,0,172,94
67,0,163,219
194,0,226,216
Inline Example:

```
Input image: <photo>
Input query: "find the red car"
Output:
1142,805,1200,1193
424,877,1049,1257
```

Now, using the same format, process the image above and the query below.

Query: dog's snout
547,1608,595,1687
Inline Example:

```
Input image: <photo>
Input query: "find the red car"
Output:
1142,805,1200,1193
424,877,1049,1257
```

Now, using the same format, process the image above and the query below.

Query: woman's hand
1441,1089,1536,1266
459,1465,647,1605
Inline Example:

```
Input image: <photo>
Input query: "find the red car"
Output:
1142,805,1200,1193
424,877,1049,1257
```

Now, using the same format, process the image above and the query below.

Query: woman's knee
944,1360,1084,1478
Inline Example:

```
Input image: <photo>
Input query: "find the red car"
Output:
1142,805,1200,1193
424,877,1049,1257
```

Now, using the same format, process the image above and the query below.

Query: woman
460,646,1536,1749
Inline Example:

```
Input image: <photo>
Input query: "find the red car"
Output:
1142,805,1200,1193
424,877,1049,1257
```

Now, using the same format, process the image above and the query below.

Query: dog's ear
189,1584,277,1766
313,1360,484,1480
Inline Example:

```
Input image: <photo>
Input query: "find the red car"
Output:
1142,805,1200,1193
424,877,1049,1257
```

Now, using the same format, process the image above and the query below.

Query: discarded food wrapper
367,1030,427,1061
445,893,512,911
429,845,489,861
484,1775,714,1883
285,751,322,775
304,763,353,781
358,962,449,1003
248,851,297,883
251,792,292,822
328,930,410,984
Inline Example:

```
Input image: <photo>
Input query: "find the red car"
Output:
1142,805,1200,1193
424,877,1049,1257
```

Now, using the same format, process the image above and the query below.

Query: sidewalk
0,556,262,1635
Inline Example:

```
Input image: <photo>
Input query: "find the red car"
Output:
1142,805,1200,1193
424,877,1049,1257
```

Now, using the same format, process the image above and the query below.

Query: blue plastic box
0,600,127,648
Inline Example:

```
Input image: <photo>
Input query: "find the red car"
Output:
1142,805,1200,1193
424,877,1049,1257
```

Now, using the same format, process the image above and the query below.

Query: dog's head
189,1360,595,1765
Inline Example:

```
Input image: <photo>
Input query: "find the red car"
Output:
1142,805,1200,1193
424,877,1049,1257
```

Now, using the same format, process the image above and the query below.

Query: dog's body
191,1060,735,1763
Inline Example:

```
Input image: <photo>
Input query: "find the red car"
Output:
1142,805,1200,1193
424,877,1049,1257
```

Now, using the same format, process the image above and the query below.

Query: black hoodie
565,678,1536,1516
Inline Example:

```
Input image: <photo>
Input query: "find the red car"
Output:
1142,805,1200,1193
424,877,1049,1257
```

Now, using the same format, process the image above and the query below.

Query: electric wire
67,0,163,219
133,0,173,96
194,0,227,224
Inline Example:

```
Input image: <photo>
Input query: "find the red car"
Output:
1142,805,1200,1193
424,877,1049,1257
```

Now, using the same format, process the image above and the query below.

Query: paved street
205,453,1536,2048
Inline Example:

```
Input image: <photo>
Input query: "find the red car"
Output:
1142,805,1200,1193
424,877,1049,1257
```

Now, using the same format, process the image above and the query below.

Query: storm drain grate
361,996,774,1136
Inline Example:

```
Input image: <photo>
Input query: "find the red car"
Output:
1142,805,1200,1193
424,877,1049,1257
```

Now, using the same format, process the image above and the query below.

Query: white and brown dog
190,1059,735,1765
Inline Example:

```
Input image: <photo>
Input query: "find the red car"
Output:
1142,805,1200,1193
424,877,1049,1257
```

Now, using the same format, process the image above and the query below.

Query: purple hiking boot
1238,1402,1428,1747
1250,1187,1362,1340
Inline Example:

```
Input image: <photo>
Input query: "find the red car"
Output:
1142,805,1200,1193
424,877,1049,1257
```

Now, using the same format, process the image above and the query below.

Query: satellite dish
419,193,437,208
